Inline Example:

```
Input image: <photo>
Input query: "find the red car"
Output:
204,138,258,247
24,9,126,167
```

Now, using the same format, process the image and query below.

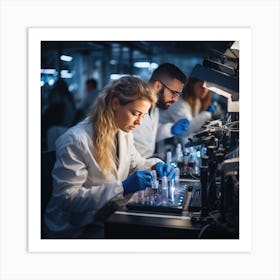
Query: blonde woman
44,76,174,238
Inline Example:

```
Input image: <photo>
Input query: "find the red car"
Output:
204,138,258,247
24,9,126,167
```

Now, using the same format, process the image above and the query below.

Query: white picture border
28,27,252,253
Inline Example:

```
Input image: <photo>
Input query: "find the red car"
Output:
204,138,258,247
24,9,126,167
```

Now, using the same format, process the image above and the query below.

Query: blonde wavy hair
89,76,156,179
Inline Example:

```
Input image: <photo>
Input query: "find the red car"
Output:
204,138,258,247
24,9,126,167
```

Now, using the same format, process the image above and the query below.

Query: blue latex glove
154,162,176,179
122,170,152,195
206,103,218,113
171,118,190,136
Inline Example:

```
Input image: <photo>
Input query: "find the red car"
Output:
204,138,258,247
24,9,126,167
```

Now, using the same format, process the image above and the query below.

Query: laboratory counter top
104,178,238,239
104,208,238,239
104,208,202,239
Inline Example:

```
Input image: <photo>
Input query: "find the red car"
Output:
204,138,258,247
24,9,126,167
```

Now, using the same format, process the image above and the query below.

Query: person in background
159,76,218,144
41,78,77,151
76,78,99,122
43,76,175,239
132,63,187,159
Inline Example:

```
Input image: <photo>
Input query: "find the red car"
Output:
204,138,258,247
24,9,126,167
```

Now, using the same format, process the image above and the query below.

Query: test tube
166,151,172,165
137,190,145,204
175,167,180,182
162,176,168,188
175,143,183,163
151,170,157,184
168,178,175,204
144,187,153,204
151,169,158,193
161,176,169,205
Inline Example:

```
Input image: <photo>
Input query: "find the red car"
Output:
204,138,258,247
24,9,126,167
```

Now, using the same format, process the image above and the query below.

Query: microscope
186,41,240,238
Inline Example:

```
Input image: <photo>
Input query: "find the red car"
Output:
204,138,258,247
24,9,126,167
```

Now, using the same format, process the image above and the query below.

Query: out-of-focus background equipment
190,41,239,113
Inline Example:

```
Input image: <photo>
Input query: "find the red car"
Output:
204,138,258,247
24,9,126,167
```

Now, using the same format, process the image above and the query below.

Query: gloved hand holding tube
171,118,190,136
206,102,218,113
122,170,152,195
153,162,176,180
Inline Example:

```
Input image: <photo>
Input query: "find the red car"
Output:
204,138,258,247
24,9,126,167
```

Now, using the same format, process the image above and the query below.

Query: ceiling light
48,79,55,86
60,70,73,78
133,62,158,69
110,74,129,80
41,69,57,75
134,62,151,68
60,55,73,62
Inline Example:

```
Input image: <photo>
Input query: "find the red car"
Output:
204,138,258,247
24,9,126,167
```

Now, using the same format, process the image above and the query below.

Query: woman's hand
122,170,152,195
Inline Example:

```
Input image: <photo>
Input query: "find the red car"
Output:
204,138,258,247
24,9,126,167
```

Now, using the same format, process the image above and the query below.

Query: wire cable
198,223,212,238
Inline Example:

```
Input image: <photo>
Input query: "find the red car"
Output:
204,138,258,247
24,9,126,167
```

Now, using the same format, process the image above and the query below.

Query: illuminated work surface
104,179,203,239
104,178,236,239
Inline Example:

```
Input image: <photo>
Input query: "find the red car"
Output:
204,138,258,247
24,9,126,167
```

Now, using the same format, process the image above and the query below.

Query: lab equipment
207,146,218,210
168,178,175,204
171,118,190,136
161,176,169,205
200,155,209,217
180,146,202,179
175,143,184,164
166,151,172,165
189,52,239,113
138,190,145,202
220,157,239,230
151,170,158,187
126,176,189,213
164,144,202,179
174,167,180,184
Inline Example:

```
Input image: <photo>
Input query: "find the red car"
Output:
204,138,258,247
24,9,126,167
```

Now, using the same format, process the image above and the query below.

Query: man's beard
156,88,170,110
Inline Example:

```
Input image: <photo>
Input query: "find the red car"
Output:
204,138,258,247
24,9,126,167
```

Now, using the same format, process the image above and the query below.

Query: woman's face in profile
194,80,209,99
112,98,151,132
193,80,205,98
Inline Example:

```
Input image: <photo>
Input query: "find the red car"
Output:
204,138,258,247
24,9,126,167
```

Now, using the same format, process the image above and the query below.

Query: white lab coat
159,97,212,140
132,106,175,158
44,118,161,238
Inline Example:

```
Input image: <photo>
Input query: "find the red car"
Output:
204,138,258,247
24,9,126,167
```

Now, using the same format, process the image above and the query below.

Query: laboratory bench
104,179,238,239
104,208,237,239
104,209,201,239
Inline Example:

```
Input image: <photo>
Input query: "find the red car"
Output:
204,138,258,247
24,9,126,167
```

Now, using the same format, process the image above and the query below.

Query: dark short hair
149,63,186,83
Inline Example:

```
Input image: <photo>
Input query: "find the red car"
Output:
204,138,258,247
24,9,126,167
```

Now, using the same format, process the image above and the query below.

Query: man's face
155,78,183,110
